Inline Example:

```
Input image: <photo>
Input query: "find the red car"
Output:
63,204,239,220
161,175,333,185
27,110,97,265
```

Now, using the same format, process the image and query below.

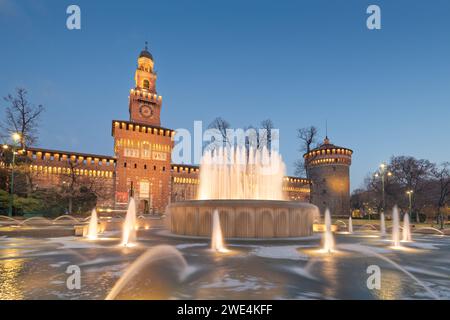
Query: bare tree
294,126,319,177
431,162,450,229
60,160,84,214
390,156,435,222
207,117,231,149
2,88,45,148
259,119,275,151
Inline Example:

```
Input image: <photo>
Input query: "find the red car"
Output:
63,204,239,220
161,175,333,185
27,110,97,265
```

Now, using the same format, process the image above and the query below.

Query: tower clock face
139,104,154,118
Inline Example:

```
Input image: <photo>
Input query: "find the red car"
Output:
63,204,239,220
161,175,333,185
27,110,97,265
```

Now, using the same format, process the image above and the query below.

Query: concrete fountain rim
168,199,318,209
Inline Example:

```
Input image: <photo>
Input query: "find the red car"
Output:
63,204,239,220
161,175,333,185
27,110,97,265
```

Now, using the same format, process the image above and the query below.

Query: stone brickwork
23,147,116,208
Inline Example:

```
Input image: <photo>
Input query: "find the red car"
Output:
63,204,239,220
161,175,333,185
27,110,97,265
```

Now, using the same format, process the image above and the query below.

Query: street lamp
7,133,21,217
374,162,393,215
406,190,414,222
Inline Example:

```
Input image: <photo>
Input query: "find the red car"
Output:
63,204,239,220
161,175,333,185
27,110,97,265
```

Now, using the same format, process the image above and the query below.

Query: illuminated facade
13,45,316,213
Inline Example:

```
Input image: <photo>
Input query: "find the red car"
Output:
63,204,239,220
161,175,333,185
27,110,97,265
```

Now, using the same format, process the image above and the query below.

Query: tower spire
144,41,148,51
324,120,330,144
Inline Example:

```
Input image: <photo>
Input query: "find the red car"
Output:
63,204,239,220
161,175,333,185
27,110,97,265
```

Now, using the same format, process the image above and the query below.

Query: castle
13,46,352,217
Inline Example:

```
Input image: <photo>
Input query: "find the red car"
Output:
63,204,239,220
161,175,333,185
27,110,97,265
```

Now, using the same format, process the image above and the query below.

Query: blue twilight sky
0,0,449,191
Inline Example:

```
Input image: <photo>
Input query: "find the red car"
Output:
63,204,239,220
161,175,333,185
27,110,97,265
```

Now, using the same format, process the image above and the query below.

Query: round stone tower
303,137,352,217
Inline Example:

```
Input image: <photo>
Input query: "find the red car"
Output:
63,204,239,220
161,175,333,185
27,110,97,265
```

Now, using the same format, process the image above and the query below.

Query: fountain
197,146,285,200
348,216,353,233
169,146,318,238
121,198,137,247
392,206,401,248
106,245,190,300
211,210,228,253
403,213,412,242
321,209,335,253
87,209,98,240
380,212,386,236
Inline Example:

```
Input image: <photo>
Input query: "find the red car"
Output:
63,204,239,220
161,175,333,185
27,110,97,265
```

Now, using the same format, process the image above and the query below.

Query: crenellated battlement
112,120,175,137
129,88,162,105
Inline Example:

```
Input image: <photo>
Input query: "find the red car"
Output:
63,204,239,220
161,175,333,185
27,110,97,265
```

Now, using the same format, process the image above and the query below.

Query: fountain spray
322,209,335,253
348,216,353,233
87,208,98,240
121,198,137,247
211,210,228,253
392,206,401,248
402,213,412,242
380,212,386,236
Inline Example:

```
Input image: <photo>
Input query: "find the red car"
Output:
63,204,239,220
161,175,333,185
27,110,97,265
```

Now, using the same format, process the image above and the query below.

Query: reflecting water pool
1,225,450,300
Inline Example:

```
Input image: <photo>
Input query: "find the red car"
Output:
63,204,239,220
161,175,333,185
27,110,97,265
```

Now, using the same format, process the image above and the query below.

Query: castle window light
143,79,150,89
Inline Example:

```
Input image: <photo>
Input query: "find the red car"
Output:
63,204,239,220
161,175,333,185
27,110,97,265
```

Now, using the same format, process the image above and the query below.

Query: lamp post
406,190,414,222
7,133,21,217
374,163,392,216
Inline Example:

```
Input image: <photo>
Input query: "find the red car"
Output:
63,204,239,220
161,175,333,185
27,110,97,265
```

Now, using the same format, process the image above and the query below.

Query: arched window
143,79,150,89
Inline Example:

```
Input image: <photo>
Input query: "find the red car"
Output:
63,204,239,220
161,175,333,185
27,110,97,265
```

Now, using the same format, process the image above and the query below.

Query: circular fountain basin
168,200,318,239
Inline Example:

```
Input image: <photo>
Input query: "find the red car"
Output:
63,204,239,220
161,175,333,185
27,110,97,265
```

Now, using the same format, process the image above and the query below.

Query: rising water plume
392,206,401,248
348,216,353,233
105,245,189,300
87,209,98,240
197,146,286,200
321,209,335,253
402,213,412,242
380,212,386,236
121,198,137,247
211,210,228,253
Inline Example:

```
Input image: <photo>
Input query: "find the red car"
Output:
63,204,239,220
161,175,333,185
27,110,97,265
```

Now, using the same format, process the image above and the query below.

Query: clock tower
112,43,174,214
129,42,162,126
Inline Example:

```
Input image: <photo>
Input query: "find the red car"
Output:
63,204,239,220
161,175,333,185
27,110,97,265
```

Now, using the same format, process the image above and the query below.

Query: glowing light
11,133,21,142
